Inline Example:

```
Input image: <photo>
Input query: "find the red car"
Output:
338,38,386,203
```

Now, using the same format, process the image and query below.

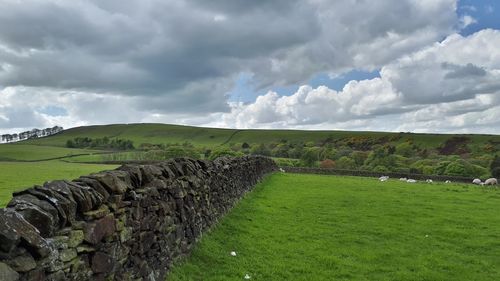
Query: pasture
0,160,118,207
168,173,500,281
0,143,101,161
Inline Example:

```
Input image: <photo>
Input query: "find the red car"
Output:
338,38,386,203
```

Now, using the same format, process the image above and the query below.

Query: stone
119,227,133,243
45,270,66,281
67,230,84,248
0,262,19,281
91,252,115,274
118,164,143,187
84,214,116,245
83,205,110,220
59,248,77,262
8,199,57,237
115,215,126,232
66,182,101,212
47,236,69,250
8,194,60,235
76,245,96,254
6,253,37,272
140,231,155,253
0,209,51,258
76,177,110,202
90,172,129,194
22,268,46,281
40,181,78,225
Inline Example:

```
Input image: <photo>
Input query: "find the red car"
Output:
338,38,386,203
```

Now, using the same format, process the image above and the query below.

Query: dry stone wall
0,156,276,281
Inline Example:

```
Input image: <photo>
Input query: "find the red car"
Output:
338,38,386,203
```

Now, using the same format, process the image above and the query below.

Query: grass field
168,173,500,281
0,144,101,161
0,161,118,207
22,123,500,151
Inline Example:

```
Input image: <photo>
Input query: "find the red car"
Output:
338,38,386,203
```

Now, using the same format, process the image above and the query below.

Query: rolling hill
18,123,500,152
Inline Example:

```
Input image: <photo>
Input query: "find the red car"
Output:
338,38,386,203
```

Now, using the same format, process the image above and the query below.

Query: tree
301,147,321,167
395,142,414,157
250,143,271,156
336,156,356,170
490,155,500,177
351,151,368,167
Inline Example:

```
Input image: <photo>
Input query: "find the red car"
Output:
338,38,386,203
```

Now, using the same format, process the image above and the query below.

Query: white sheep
445,180,452,183
472,178,482,185
426,179,433,183
279,168,285,173
407,179,417,183
379,176,389,182
399,177,407,181
484,178,498,186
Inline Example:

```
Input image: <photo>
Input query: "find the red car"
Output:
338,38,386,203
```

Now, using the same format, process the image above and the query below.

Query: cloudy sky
1,0,499,134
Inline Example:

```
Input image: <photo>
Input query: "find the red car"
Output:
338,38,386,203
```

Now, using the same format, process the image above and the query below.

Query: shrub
301,147,321,167
336,156,356,170
250,143,271,156
209,148,244,160
395,142,414,157
320,159,335,169
373,165,389,173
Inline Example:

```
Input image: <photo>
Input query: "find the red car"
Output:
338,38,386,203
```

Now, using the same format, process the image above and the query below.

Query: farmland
0,161,118,207
168,173,500,281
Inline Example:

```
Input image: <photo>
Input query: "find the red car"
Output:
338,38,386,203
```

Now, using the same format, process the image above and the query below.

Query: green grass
23,123,500,151
0,160,118,207
0,143,101,161
168,173,500,281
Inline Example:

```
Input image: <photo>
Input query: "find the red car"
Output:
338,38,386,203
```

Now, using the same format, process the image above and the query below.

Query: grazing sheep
379,176,389,182
399,177,407,181
426,179,433,183
279,168,285,173
407,179,417,183
472,178,482,185
445,180,452,183
484,178,498,185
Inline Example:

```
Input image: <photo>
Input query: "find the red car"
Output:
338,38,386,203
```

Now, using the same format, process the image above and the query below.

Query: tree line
1,126,63,143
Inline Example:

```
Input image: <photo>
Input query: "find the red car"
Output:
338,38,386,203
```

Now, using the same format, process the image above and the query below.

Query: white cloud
0,0,459,124
459,15,477,28
204,30,500,133
1,0,498,134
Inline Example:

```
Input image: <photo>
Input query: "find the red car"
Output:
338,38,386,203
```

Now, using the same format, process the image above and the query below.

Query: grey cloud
443,62,487,79
0,0,458,117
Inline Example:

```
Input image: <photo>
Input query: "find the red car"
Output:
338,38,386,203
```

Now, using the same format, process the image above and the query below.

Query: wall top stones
0,156,276,281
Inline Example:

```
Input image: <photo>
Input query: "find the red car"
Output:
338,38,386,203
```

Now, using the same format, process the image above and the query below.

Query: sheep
407,179,417,183
426,179,433,183
399,177,407,181
484,178,498,186
279,168,285,173
445,180,452,183
472,178,482,185
379,176,389,182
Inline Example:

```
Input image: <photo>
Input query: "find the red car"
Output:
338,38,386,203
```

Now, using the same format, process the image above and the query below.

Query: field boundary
282,167,476,183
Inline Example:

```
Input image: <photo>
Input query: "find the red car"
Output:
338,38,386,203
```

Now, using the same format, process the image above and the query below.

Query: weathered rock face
0,156,276,280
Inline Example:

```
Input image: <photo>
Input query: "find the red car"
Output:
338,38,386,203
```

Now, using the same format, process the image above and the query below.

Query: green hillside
2,123,499,178
21,123,500,150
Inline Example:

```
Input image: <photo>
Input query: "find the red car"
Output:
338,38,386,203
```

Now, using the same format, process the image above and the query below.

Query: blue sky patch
458,0,499,35
38,106,68,117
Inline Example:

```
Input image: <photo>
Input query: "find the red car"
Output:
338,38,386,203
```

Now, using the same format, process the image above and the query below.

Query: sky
0,0,499,134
